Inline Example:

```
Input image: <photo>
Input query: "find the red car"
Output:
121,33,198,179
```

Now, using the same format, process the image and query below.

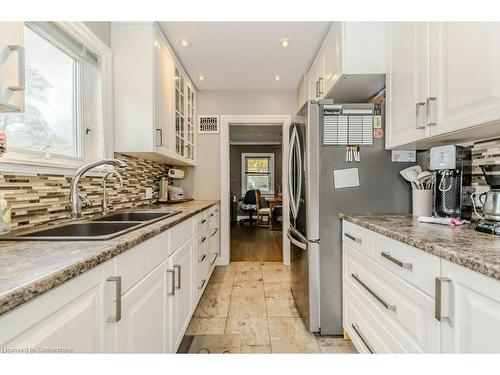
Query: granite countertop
339,213,500,281
0,200,219,316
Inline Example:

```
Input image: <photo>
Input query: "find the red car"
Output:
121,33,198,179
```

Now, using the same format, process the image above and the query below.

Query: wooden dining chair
255,189,271,228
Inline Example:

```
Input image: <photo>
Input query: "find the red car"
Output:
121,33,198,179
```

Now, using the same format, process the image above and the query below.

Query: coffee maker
473,165,500,235
429,145,472,219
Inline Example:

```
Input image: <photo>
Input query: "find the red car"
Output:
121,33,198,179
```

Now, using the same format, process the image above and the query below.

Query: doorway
219,115,291,266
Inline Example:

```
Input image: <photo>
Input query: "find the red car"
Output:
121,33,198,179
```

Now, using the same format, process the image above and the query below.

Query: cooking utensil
400,165,423,189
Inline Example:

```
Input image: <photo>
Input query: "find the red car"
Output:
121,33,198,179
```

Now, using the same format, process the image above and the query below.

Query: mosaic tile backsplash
0,153,168,230
471,137,500,187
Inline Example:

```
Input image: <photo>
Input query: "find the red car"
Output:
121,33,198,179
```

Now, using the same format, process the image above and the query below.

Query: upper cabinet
386,22,500,149
304,22,385,105
0,22,25,112
112,22,196,166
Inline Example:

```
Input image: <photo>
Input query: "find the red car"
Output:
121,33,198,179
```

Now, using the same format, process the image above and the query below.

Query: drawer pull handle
351,273,396,312
201,219,207,224
200,236,207,244
174,264,181,290
210,253,218,265
106,276,122,323
381,252,412,270
198,278,206,290
351,323,375,354
200,253,207,262
435,277,451,321
167,269,175,296
344,233,361,244
210,212,215,217
211,228,218,237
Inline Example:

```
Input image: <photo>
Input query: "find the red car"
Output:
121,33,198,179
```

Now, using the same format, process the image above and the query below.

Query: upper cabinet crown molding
386,22,500,150
112,22,197,166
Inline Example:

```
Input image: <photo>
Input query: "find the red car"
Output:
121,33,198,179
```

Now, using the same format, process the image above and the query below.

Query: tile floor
183,261,357,354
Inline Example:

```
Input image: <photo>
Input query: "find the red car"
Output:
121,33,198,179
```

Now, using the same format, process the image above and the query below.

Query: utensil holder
412,188,432,217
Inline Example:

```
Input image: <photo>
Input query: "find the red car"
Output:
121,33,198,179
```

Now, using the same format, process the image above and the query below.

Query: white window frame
0,22,113,175
241,152,275,196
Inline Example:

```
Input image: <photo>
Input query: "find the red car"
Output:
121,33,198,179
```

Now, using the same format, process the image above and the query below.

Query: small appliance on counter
429,145,472,220
157,167,193,204
473,164,500,235
158,176,169,202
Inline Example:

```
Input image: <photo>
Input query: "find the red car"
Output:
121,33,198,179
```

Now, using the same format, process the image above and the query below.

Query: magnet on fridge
374,128,384,139
374,116,382,129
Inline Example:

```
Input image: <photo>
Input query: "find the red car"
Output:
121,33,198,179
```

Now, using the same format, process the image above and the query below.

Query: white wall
180,90,296,200
84,22,111,47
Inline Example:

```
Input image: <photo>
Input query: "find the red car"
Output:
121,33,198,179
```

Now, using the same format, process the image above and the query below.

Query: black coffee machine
429,145,472,219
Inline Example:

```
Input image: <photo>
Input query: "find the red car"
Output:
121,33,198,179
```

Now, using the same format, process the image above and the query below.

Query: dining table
265,193,283,230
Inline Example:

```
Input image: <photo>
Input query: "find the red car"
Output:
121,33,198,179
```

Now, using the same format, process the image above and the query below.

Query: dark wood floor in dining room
230,222,282,262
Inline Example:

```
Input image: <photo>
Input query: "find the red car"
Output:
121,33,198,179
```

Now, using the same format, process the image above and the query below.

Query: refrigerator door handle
295,129,303,214
287,229,307,250
288,126,298,219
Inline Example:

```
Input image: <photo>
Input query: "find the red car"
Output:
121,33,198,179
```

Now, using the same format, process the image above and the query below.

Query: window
0,22,106,167
241,153,274,195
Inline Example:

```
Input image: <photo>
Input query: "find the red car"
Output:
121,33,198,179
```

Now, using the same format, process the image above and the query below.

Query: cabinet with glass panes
174,68,195,161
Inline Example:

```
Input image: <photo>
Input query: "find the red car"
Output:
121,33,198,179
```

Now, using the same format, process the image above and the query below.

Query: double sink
1,211,180,241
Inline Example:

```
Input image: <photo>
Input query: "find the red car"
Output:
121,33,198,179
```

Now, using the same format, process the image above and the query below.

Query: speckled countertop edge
0,200,218,316
339,213,500,281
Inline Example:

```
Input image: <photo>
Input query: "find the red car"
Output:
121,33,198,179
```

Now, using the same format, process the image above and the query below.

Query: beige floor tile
234,262,263,272
265,297,299,317
264,282,292,299
185,317,227,335
268,317,321,353
315,335,357,353
226,296,270,346
320,345,357,354
204,281,233,297
188,334,241,354
240,345,272,354
262,263,290,283
232,281,265,297
194,294,231,318
210,265,236,283
234,269,263,283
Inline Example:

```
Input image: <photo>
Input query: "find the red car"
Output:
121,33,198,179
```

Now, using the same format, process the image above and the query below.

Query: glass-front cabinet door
174,67,195,161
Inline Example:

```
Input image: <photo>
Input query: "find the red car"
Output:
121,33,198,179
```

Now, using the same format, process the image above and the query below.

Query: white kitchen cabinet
439,260,500,353
385,22,431,149
115,262,168,353
429,22,500,137
167,239,193,351
0,22,25,112
112,22,196,166
308,22,385,102
386,22,500,149
0,261,113,353
296,74,308,113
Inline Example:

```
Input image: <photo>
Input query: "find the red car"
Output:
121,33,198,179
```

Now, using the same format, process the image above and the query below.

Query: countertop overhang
0,200,219,316
339,213,500,281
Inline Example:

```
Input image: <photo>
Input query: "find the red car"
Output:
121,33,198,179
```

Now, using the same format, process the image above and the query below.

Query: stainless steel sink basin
0,210,181,241
92,211,179,222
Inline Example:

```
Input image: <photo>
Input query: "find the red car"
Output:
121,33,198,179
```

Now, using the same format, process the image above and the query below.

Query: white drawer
373,232,440,297
344,244,439,353
342,221,373,258
170,218,193,254
194,210,211,233
344,285,406,353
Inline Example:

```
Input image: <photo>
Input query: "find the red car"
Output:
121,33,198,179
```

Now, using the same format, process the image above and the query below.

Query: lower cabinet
0,204,220,354
342,221,500,354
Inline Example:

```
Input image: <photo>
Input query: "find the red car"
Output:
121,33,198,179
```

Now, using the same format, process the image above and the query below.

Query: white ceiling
158,22,331,90
230,125,282,143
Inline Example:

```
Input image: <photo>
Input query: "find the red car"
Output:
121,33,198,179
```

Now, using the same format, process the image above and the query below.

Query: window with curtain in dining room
241,153,274,195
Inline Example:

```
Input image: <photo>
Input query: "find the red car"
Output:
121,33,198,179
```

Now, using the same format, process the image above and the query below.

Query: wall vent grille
198,115,219,134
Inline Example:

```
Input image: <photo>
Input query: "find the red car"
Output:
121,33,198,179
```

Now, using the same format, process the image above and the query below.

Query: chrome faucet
101,171,123,215
69,159,128,218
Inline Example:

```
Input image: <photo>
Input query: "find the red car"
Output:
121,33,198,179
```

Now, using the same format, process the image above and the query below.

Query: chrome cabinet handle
381,252,412,270
174,264,181,290
344,232,361,244
167,269,175,296
201,218,207,224
200,236,207,244
198,278,206,290
156,128,163,147
351,323,374,354
200,253,207,262
210,253,218,265
318,77,324,95
106,276,122,323
211,228,218,237
426,97,437,126
8,45,25,91
352,273,396,312
435,277,451,321
415,102,426,129
315,80,319,97
210,212,215,217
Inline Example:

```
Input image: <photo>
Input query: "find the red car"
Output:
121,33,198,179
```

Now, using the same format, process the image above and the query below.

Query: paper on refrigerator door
333,168,360,189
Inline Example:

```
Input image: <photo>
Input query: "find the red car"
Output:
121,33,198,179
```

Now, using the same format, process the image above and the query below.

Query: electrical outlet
144,187,153,200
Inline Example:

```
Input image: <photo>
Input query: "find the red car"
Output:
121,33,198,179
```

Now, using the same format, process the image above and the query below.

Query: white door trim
219,115,292,266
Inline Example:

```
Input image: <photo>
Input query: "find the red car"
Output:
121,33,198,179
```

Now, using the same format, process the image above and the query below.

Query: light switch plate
391,150,417,163
144,187,153,199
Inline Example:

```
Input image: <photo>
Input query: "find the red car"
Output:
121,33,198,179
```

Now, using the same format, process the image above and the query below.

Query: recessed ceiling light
199,75,205,81
274,75,281,81
280,39,290,48
179,39,191,47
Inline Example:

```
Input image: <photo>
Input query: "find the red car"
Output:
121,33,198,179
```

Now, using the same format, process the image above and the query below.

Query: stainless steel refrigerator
288,100,412,334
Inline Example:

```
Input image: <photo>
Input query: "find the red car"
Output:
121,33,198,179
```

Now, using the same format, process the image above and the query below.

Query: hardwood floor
230,223,282,262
